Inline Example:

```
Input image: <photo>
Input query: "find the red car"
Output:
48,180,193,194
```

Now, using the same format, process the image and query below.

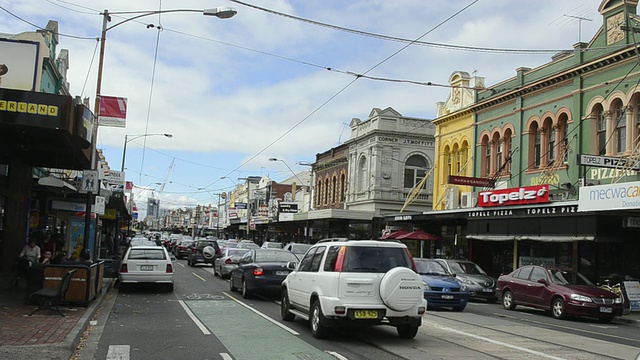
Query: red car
497,265,623,323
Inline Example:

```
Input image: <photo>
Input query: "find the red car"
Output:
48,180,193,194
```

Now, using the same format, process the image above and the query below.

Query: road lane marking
325,350,349,359
192,272,207,281
220,354,233,360
106,345,130,360
178,300,211,335
432,323,567,360
223,292,300,335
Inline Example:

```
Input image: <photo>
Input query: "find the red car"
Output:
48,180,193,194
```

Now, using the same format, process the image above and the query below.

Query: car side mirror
287,261,297,270
537,278,548,285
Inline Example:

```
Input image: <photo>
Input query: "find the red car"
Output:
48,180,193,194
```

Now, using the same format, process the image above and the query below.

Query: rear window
343,246,411,273
228,249,249,257
197,241,218,249
128,249,166,260
255,250,299,263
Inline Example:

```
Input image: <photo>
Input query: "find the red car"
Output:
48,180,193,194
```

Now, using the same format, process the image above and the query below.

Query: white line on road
106,345,130,360
220,353,233,360
325,350,349,360
192,272,207,281
178,300,211,335
432,323,568,360
223,292,300,335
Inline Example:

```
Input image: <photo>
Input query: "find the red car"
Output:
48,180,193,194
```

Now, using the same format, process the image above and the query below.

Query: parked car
119,245,175,292
187,239,221,267
173,239,194,259
214,248,250,279
435,259,498,303
281,239,427,339
283,243,311,256
414,258,468,311
497,265,623,323
261,241,284,249
237,240,260,249
229,249,299,298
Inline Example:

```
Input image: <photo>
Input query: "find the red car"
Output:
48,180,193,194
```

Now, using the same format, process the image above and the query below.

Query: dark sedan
497,265,624,323
229,249,299,299
415,258,468,311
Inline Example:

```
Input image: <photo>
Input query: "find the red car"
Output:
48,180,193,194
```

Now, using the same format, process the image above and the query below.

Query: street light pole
121,133,172,171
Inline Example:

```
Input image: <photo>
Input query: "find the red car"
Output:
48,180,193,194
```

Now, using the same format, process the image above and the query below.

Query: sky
0,0,606,217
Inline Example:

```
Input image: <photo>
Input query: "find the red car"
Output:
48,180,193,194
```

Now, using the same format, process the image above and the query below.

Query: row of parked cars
118,235,626,339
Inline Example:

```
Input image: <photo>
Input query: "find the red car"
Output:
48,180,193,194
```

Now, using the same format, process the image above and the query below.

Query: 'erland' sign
478,184,549,207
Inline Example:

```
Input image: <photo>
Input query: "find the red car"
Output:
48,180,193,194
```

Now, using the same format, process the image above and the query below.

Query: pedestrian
18,238,41,264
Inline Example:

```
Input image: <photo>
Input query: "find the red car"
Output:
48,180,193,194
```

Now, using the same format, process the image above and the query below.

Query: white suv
280,239,426,339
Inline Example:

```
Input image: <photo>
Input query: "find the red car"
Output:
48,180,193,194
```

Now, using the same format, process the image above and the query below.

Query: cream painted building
432,71,484,210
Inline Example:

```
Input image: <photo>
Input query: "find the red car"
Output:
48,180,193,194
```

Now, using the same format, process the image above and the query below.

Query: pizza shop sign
478,185,549,207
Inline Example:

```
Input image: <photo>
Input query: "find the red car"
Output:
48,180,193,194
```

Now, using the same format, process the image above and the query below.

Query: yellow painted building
432,71,484,210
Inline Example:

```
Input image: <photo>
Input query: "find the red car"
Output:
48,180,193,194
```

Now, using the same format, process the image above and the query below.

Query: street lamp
269,158,303,184
121,133,172,171
220,176,237,185
84,6,235,259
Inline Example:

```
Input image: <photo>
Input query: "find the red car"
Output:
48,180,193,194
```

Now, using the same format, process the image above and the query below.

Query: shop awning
38,176,77,191
396,229,442,241
466,234,595,242
380,229,409,239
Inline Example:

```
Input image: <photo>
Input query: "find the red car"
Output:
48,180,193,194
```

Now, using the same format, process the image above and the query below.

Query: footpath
0,276,114,360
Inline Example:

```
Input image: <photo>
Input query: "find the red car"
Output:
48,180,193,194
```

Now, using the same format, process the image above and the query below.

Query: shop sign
279,203,299,213
478,185,549,207
467,205,577,219
0,39,38,91
578,180,640,212
624,217,640,228
578,154,640,170
518,256,555,267
394,215,413,221
448,175,495,188
100,170,125,185
623,281,640,311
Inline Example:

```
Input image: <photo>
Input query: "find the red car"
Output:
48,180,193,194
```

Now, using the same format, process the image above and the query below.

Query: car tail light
120,263,128,273
179,246,184,250
166,263,173,273
253,267,264,276
216,248,222,256
334,306,345,315
192,247,197,254
334,246,346,272
225,258,232,264
418,306,426,315
405,248,417,272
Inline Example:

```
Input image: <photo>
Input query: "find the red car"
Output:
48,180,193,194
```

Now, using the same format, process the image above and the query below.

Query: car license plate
600,307,613,313
482,288,493,292
354,310,378,319
441,294,454,299
140,265,153,271
275,271,289,276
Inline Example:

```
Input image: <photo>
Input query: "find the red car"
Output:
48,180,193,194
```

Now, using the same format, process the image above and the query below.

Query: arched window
332,176,337,203
557,113,569,163
480,135,490,177
542,117,554,164
531,122,541,168
340,173,346,201
357,156,367,192
460,141,469,176
316,178,323,206
596,106,606,155
613,101,626,153
503,129,512,173
492,132,502,172
324,179,329,204
404,155,428,188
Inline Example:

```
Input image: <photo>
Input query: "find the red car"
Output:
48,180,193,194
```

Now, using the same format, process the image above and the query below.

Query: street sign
235,202,247,209
80,170,99,193
577,154,640,170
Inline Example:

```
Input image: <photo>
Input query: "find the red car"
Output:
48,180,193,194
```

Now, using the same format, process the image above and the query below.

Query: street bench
28,269,77,316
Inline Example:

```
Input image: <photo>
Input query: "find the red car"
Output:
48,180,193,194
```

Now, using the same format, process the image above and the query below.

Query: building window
447,152,452,176
534,125,541,168
357,156,367,192
316,179,323,206
480,136,490,177
548,125,556,163
485,141,491,175
332,177,337,203
561,118,569,163
597,111,607,155
615,104,626,153
503,130,512,173
403,155,428,188
340,173,346,201
456,150,461,174
324,179,329,204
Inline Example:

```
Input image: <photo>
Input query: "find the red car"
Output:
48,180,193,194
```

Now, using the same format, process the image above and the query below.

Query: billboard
98,96,127,127
578,181,640,212
0,39,39,91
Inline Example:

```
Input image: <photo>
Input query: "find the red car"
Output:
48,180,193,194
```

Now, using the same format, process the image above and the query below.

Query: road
77,259,640,360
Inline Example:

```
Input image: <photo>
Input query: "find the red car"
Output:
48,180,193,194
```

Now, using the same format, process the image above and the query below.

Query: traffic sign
81,170,99,193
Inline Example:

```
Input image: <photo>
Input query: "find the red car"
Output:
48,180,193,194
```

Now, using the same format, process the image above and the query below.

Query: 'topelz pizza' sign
478,185,549,207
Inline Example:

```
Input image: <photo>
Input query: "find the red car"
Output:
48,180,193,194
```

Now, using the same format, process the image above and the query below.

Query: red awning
379,229,409,240
395,230,441,241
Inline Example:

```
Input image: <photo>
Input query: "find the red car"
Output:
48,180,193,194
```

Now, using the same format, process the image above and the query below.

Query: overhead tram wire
0,5,95,40
196,0,481,194
228,0,623,55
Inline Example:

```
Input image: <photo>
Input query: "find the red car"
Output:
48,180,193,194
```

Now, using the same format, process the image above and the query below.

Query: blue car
414,258,468,311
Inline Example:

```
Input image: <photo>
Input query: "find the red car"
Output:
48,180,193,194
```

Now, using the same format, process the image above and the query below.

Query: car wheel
452,305,466,312
487,297,498,304
242,279,252,299
551,298,566,319
502,290,516,310
188,257,193,267
310,300,329,339
281,290,295,321
229,277,237,292
396,324,419,339
167,283,174,292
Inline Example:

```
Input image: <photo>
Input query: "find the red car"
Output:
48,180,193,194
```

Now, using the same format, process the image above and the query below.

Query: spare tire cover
202,246,216,260
379,267,423,312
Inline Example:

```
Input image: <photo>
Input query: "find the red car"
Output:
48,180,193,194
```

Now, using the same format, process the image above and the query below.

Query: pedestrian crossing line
106,345,130,360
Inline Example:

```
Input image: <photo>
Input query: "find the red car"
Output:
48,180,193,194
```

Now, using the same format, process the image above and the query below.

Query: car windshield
128,249,166,260
227,249,249,257
343,247,412,272
255,250,299,263
415,260,450,275
448,261,486,275
548,269,594,286
291,244,311,254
